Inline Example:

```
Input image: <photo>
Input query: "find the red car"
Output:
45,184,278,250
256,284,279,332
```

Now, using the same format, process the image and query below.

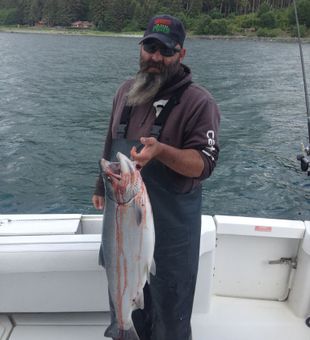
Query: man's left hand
130,137,162,167
131,136,204,178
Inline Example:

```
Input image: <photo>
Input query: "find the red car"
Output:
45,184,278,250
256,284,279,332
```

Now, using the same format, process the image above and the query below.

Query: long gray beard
126,72,162,106
126,58,181,106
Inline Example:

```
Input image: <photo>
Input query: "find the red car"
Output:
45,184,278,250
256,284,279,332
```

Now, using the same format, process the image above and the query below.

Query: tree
132,0,157,30
104,0,133,31
89,0,107,29
257,1,271,16
185,0,203,15
28,0,43,25
65,0,89,22
193,13,212,33
208,18,230,33
42,0,59,26
289,0,310,27
0,0,305,33
259,10,277,27
0,7,19,24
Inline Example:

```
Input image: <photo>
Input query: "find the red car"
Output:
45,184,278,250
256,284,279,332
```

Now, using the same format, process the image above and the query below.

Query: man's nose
151,50,164,62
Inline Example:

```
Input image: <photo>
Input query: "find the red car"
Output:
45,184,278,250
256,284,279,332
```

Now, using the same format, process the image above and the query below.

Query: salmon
100,152,155,339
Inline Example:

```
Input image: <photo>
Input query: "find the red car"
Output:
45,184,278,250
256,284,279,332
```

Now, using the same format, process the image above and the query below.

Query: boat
0,213,309,339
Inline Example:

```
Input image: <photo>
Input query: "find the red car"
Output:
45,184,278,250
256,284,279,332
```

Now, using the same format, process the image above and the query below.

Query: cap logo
152,18,172,34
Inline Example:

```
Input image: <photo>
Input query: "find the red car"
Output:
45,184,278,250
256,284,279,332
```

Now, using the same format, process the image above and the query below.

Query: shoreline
1,26,310,44
0,26,142,38
191,34,310,43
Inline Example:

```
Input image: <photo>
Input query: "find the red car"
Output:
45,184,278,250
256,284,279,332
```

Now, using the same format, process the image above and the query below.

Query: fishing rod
293,0,310,175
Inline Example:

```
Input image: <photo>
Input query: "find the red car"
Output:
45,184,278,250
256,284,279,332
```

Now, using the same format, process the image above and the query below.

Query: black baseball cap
140,15,186,48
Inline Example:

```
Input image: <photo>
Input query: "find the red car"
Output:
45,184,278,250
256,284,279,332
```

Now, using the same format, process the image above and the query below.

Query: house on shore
71,21,93,29
35,20,47,27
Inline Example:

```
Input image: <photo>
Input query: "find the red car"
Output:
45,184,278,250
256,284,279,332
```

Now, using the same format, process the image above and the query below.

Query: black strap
116,105,132,138
117,81,192,139
150,81,192,138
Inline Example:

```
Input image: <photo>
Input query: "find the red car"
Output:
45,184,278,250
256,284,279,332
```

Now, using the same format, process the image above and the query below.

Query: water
0,32,309,220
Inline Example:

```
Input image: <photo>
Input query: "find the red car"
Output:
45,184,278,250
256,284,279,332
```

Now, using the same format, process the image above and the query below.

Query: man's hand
130,136,204,178
130,137,162,167
92,195,105,210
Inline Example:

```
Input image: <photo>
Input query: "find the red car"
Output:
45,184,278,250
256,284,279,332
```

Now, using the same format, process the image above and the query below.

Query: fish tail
104,321,118,338
104,322,140,340
122,326,140,340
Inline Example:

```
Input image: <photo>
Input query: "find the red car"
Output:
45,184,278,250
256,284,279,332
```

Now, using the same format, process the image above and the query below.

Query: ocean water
0,32,309,220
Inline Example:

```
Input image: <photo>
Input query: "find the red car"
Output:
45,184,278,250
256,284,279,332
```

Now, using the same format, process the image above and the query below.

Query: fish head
100,152,142,204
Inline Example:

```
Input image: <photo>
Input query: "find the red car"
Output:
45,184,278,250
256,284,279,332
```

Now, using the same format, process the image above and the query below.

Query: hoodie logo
206,130,215,147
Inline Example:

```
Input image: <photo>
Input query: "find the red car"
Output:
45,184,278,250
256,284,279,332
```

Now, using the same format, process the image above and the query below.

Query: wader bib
103,82,202,340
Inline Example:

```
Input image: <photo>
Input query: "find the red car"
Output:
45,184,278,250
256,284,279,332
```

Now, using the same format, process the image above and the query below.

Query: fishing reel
297,143,310,175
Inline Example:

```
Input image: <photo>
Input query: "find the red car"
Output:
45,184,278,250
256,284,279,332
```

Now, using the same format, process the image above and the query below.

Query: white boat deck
0,296,308,340
0,214,309,339
193,296,309,340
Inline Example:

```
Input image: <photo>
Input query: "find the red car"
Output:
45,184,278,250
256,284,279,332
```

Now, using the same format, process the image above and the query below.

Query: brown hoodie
95,65,221,195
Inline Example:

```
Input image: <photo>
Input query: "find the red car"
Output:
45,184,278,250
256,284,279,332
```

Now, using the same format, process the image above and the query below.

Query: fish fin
122,327,140,340
150,258,156,276
104,323,139,340
98,244,105,267
135,292,144,310
147,259,156,283
104,321,119,338
134,203,142,225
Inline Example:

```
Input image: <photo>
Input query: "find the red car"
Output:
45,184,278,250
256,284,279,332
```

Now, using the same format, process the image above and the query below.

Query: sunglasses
142,42,181,57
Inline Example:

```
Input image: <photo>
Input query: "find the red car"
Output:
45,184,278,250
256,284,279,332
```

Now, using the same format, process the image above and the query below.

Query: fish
100,152,155,340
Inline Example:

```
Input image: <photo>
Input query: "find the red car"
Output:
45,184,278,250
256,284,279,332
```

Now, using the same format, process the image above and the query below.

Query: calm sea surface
0,32,310,220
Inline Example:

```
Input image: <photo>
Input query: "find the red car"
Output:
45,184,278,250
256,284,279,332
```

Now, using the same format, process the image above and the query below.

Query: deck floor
1,296,309,340
192,296,309,340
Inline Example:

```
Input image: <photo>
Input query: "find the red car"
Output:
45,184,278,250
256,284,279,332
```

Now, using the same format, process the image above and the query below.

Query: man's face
139,39,186,74
126,39,186,106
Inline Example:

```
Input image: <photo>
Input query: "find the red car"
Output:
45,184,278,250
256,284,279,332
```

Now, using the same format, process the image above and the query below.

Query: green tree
257,1,271,16
89,0,107,29
209,8,223,18
133,0,158,30
104,0,133,31
14,0,32,24
239,13,259,28
275,8,290,30
288,0,310,27
208,18,230,34
65,0,89,21
42,0,59,26
0,7,19,24
259,10,277,27
57,1,73,26
256,27,279,36
193,13,211,33
28,0,44,25
190,0,203,15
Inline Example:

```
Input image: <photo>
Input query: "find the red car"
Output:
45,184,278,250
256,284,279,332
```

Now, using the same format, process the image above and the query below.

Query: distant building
71,21,93,29
35,20,47,27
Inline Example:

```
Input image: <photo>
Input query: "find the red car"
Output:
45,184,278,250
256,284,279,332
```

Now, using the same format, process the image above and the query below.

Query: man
93,14,220,340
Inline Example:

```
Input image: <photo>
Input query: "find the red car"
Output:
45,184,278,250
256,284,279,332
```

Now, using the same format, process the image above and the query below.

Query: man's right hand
92,195,105,210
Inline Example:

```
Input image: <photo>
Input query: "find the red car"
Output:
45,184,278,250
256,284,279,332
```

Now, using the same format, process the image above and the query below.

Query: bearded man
93,14,221,340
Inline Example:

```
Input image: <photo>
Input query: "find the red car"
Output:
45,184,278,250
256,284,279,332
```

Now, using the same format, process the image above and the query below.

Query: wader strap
116,105,132,138
150,81,192,139
117,81,192,139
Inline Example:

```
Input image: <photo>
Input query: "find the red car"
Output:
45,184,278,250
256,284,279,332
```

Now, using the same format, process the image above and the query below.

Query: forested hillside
0,0,309,37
